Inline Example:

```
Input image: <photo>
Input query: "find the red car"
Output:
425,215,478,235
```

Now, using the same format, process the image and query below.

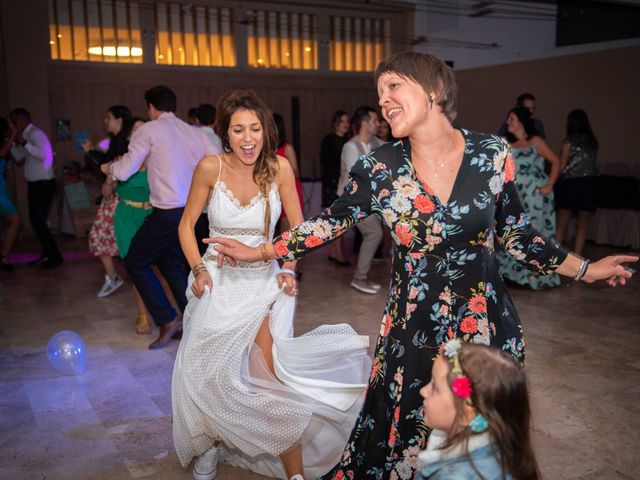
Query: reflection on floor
0,234,638,479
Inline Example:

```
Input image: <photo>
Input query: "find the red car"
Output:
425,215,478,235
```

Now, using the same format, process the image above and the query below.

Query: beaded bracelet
192,262,207,276
280,268,297,278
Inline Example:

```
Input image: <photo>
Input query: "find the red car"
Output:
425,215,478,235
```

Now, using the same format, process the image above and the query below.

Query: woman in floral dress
495,106,561,289
210,52,637,479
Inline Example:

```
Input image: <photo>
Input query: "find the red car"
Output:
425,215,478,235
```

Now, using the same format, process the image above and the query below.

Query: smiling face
377,72,432,139
228,108,264,165
420,355,458,431
506,112,522,135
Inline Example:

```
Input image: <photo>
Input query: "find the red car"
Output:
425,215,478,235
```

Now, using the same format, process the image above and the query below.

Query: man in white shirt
101,85,221,349
10,108,63,269
338,106,384,294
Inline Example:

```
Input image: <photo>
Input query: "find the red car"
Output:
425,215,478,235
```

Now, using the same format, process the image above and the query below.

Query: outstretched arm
496,140,637,286
210,153,379,263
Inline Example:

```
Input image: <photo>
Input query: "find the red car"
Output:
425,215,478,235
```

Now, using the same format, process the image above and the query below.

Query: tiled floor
0,234,638,479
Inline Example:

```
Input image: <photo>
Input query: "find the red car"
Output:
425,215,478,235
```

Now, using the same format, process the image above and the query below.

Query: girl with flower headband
418,339,537,480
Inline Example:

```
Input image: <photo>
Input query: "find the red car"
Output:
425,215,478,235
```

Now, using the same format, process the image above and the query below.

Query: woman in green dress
105,118,154,334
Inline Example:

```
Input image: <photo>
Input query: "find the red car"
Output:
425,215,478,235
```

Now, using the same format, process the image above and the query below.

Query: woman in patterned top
208,52,637,479
554,109,599,256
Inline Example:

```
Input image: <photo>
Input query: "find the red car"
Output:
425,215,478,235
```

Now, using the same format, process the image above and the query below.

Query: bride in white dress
174,90,371,480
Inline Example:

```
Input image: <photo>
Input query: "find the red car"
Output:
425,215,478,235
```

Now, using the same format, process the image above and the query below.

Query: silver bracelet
574,259,585,281
575,259,590,282
280,268,297,278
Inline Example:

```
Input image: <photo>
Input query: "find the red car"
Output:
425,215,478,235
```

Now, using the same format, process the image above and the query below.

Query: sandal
136,314,151,334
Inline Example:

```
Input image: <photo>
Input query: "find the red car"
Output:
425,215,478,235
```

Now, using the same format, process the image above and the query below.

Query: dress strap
216,154,223,185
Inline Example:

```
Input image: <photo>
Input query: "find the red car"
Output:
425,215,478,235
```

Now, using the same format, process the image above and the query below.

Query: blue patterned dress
272,131,567,479
495,144,560,289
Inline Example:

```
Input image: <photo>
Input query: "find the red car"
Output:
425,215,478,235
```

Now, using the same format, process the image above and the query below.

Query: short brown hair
215,90,279,237
444,344,539,480
375,51,458,122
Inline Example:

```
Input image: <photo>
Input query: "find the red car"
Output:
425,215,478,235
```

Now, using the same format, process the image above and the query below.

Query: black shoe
39,256,64,269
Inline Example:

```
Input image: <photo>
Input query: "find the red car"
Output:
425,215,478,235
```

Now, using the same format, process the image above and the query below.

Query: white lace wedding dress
172,175,371,479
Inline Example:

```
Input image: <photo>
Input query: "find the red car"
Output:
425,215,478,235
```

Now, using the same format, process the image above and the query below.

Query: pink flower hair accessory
442,338,474,404
451,376,472,399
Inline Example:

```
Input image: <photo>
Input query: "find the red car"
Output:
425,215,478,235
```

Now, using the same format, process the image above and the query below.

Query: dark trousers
27,180,61,259
124,207,188,327
194,212,210,257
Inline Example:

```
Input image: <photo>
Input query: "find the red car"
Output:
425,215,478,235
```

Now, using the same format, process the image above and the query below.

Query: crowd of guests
0,51,635,480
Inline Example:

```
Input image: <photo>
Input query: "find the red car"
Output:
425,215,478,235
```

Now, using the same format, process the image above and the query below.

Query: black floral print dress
272,130,568,480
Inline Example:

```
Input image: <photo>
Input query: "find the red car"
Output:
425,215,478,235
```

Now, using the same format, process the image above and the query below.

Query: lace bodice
207,180,281,248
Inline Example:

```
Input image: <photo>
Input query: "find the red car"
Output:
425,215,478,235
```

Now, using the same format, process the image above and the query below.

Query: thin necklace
414,131,456,178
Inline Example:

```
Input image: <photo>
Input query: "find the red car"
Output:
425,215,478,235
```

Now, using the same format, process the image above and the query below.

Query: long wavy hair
216,90,279,238
105,105,133,160
443,344,539,480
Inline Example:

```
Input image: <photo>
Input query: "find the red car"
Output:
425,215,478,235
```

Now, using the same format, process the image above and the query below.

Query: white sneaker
350,278,379,294
193,446,222,480
97,274,124,298
367,279,382,290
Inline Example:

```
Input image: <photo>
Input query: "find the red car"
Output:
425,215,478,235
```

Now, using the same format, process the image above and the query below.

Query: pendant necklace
416,131,455,178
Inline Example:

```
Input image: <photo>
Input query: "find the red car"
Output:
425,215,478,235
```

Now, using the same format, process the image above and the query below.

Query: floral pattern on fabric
88,195,120,257
495,144,560,289
274,131,567,479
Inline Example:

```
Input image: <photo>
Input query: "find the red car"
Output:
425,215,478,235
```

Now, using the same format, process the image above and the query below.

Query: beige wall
455,45,640,174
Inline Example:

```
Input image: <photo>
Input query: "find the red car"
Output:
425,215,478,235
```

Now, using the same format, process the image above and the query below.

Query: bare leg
132,285,147,317
1,214,20,262
574,210,592,256
555,208,572,247
99,255,117,278
133,285,151,334
330,237,347,263
254,315,304,478
280,443,304,479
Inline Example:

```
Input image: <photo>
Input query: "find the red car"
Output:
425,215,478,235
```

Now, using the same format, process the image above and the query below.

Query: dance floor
0,234,638,479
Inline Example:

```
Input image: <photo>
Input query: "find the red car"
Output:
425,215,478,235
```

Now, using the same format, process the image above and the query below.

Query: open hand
584,255,638,286
203,237,262,264
191,270,213,298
